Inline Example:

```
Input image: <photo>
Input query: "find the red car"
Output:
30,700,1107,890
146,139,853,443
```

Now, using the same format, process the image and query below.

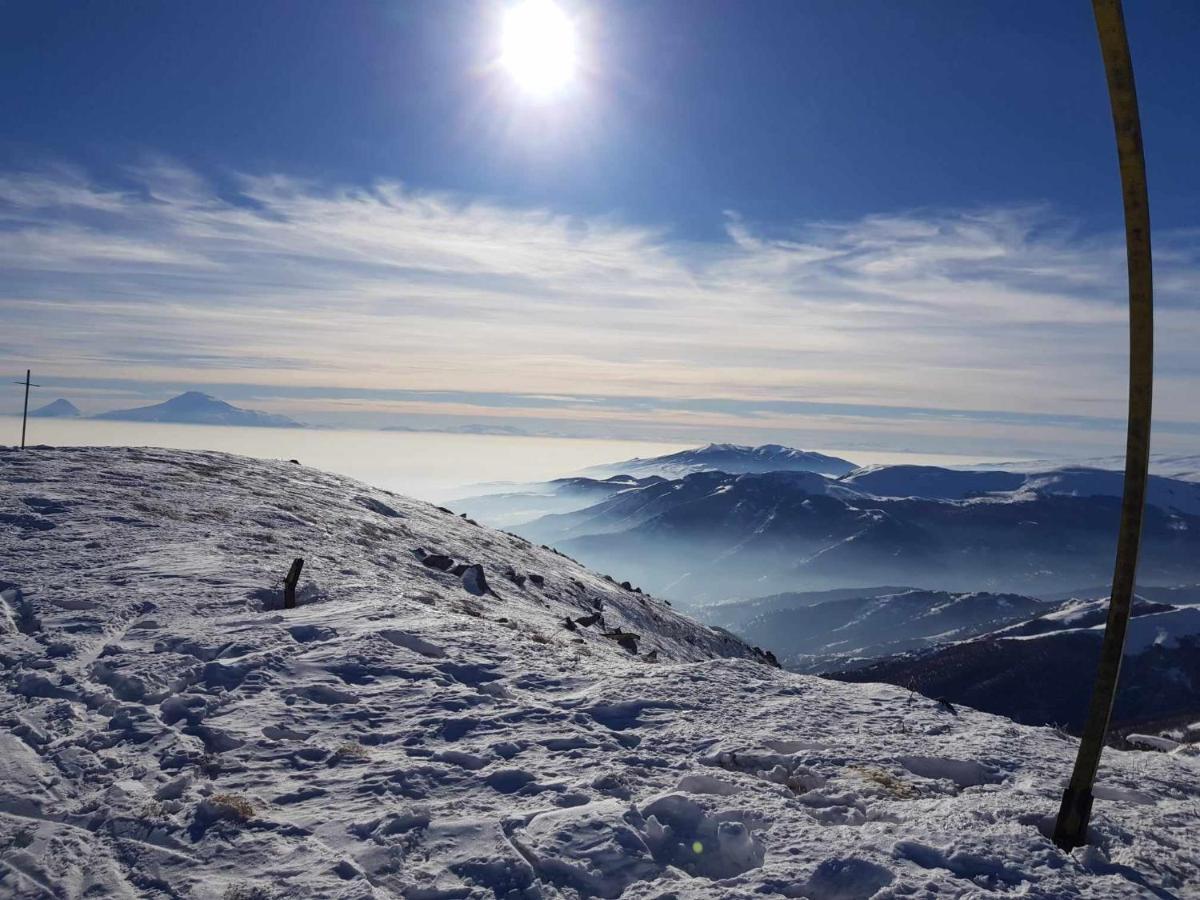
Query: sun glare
500,0,579,98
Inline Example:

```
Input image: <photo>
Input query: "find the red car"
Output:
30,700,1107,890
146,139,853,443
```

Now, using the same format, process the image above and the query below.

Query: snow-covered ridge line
581,443,858,479
2,446,1198,898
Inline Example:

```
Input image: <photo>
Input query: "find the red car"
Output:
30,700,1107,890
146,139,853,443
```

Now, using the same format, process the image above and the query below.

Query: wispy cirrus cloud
2,160,1197,456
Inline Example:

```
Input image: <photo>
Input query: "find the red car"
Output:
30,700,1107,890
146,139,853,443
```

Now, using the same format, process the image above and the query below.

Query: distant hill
984,453,1200,484
702,587,1047,673
452,475,666,528
837,598,1200,731
29,398,80,418
443,423,528,436
699,586,918,629
583,442,858,479
381,423,530,436
94,391,302,428
839,464,1200,516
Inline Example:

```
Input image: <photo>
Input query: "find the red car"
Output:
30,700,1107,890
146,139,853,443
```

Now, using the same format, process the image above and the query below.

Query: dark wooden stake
283,557,304,610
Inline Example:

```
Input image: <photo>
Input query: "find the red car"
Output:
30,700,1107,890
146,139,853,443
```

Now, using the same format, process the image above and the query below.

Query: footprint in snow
288,624,338,643
675,773,741,796
263,724,314,741
379,629,445,658
897,755,1003,789
291,684,360,705
801,857,895,900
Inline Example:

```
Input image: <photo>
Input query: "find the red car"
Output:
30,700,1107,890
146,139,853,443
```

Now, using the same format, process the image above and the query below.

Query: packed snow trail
1,447,1198,899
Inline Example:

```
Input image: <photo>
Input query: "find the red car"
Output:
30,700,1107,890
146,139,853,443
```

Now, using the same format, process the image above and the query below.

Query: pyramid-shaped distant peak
94,391,302,428
30,398,81,418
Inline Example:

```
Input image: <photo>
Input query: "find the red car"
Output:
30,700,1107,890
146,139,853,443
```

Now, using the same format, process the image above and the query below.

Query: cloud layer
2,161,1197,455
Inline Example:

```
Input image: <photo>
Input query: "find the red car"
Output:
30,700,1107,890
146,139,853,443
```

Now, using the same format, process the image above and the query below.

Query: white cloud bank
1,161,1197,455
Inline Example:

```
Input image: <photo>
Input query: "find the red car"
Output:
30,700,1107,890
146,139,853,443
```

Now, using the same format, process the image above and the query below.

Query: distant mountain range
581,442,858,479
18,391,546,435
455,451,1200,606
29,398,80,418
382,423,530,436
451,441,1200,734
701,587,1049,673
93,391,303,428
840,463,1200,515
985,453,1200,484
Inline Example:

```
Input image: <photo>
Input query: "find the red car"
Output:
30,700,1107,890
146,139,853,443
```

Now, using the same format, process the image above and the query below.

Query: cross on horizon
12,369,41,450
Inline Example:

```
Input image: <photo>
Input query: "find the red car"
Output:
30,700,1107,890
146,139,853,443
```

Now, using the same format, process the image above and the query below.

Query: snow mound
2,446,1198,898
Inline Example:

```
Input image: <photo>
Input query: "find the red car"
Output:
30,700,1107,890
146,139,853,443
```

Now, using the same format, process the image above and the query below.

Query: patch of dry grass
209,793,255,820
848,765,920,799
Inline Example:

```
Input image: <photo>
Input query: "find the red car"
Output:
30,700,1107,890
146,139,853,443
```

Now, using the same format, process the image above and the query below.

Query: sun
500,0,579,98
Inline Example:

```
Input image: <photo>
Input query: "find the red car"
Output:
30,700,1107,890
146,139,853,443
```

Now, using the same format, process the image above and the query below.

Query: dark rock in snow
0,512,56,531
602,630,640,654
356,496,402,518
422,554,455,572
461,564,492,597
1,584,39,634
528,573,545,587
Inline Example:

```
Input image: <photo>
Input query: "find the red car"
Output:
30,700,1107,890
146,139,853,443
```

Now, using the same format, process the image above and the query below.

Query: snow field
2,447,1198,898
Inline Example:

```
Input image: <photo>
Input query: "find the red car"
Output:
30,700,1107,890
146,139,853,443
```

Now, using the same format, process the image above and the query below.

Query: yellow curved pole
1053,0,1154,851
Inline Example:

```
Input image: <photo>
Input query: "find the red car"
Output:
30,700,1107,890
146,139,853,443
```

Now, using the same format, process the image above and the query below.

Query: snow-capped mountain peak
28,398,81,418
93,391,303,428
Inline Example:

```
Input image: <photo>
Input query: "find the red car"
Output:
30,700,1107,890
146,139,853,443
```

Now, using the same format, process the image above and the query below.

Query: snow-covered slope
3,447,1199,898
582,443,857,479
93,391,302,428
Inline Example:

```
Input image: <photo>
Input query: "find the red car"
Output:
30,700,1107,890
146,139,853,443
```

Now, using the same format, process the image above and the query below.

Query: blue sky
2,0,1199,457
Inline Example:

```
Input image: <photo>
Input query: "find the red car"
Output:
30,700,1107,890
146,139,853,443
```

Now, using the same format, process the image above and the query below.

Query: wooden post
283,558,304,610
1053,0,1154,851
12,370,40,450
20,370,30,450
